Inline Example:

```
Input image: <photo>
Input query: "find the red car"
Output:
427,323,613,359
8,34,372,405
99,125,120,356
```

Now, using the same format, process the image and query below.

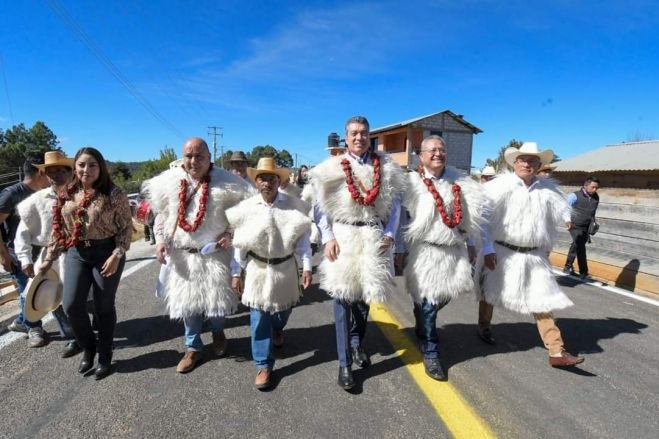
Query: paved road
1,240,657,438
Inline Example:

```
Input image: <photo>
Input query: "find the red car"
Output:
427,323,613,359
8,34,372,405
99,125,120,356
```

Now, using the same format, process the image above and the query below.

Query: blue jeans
333,299,370,367
250,308,291,370
413,299,449,359
13,261,42,329
183,315,225,352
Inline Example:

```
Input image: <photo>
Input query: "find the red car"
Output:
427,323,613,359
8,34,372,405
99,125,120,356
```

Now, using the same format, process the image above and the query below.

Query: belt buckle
83,240,91,248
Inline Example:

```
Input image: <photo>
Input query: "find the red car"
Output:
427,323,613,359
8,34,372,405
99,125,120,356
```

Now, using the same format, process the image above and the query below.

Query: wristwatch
112,248,126,258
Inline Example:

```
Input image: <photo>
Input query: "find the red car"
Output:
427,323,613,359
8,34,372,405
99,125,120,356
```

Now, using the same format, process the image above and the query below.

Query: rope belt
423,241,460,249
495,241,538,253
335,219,382,228
247,251,294,265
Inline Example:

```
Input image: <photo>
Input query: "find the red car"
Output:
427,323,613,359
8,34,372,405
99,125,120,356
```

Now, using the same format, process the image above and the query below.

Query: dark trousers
565,226,589,275
413,299,449,359
333,299,370,367
63,244,125,361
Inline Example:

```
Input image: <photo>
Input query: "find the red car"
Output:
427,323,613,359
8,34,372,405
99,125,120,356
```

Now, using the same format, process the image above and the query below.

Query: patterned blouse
45,186,133,261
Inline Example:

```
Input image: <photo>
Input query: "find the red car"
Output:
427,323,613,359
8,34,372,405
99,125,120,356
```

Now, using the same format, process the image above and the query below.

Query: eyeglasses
515,157,540,165
420,148,447,155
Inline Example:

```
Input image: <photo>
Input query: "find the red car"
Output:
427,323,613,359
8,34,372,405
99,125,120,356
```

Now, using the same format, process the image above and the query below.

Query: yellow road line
370,303,496,439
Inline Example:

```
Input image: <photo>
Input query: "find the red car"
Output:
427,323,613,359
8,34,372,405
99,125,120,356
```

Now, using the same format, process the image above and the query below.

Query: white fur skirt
242,257,301,313
405,242,473,305
480,244,573,315
318,222,395,304
163,248,238,319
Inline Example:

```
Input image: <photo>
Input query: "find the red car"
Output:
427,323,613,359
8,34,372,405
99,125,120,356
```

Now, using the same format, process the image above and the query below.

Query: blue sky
1,0,658,170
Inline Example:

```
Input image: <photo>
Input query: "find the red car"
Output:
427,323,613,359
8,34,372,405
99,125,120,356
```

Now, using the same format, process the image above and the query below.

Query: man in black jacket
564,176,600,279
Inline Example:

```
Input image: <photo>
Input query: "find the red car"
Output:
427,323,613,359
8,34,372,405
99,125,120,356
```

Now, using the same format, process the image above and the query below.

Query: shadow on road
435,317,647,371
114,315,182,348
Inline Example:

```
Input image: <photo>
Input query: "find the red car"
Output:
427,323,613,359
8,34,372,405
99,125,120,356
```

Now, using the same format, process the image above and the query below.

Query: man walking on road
144,137,252,373
402,135,488,380
564,176,600,280
478,141,584,367
309,115,405,390
228,158,312,389
0,154,49,345
13,151,81,356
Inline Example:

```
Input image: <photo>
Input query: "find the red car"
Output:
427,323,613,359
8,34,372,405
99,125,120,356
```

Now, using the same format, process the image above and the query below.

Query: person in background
1,154,49,345
40,147,133,380
296,165,309,189
229,151,251,181
563,176,600,280
537,164,556,178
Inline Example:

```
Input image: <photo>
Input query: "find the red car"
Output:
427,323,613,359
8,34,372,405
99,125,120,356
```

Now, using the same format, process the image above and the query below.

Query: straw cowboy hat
481,165,496,176
538,163,557,173
34,151,74,171
24,269,63,322
230,151,248,162
504,142,554,167
246,157,290,182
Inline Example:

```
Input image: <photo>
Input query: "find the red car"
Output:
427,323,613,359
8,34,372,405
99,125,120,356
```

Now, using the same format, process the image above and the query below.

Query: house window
430,130,443,137
370,138,378,152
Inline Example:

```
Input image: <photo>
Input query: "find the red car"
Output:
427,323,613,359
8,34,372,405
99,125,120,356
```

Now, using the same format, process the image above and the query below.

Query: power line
208,126,223,166
44,0,186,140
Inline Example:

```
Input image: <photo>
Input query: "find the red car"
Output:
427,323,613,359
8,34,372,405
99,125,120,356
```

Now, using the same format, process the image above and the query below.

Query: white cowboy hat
246,157,291,183
34,151,74,171
504,142,554,167
24,269,63,322
481,165,496,176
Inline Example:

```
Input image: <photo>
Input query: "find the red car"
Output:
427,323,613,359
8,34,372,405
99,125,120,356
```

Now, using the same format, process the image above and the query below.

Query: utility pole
208,126,223,166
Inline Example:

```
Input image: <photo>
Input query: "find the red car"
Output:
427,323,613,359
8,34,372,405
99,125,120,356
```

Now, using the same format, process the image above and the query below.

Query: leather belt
495,241,538,253
77,237,115,248
423,241,459,248
247,251,294,265
335,219,382,228
178,247,202,254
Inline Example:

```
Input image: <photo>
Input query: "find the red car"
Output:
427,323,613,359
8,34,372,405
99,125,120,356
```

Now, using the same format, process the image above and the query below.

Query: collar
581,188,594,198
514,174,540,190
422,166,446,181
347,150,370,165
257,191,283,206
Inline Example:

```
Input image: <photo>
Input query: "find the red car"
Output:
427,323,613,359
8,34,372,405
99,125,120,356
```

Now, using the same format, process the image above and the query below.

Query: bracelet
112,248,126,258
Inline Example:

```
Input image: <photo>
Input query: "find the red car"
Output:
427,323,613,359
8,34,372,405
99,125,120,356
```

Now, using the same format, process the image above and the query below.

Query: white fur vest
142,167,252,319
309,153,406,303
402,167,488,304
226,193,311,312
479,173,573,314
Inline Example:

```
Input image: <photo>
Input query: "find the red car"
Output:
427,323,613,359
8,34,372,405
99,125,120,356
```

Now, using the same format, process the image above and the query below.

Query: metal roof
553,140,659,172
370,110,482,135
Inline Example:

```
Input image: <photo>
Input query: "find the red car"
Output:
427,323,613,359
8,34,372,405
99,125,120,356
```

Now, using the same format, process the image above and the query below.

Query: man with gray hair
402,135,488,380
310,115,406,390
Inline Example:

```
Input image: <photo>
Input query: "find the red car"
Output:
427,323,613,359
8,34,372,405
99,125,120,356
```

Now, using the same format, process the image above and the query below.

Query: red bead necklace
417,165,463,228
52,186,97,248
177,167,211,233
341,152,381,206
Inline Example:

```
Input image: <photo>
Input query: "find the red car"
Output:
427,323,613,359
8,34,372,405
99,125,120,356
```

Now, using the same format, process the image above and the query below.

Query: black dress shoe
61,341,82,359
78,350,95,374
478,328,496,345
423,358,447,381
337,366,355,390
351,346,371,368
94,363,112,380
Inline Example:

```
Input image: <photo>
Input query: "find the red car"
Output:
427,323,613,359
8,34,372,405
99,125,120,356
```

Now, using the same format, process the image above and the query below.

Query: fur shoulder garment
309,154,406,303
479,173,573,314
226,193,311,313
142,167,252,319
17,188,56,247
402,167,489,304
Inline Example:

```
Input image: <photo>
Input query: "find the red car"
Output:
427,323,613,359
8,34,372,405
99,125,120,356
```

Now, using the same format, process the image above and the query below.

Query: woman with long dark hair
296,165,309,189
40,147,132,380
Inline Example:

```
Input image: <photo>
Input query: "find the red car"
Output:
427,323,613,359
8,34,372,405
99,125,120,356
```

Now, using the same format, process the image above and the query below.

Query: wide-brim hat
24,269,63,322
246,157,290,183
34,151,74,171
230,151,248,162
481,165,496,176
538,164,557,173
504,142,554,167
